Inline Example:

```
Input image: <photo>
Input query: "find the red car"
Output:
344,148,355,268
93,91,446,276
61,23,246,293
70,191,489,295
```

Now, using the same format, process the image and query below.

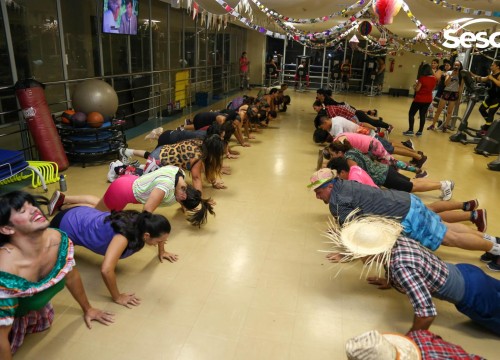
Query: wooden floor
16,90,500,359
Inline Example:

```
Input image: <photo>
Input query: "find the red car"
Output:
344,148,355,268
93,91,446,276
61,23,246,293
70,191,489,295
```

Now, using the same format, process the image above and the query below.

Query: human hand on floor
159,251,179,263
367,277,391,290
113,293,141,308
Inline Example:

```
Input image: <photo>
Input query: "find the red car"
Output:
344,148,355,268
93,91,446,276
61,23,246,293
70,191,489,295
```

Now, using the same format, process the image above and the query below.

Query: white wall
246,31,267,85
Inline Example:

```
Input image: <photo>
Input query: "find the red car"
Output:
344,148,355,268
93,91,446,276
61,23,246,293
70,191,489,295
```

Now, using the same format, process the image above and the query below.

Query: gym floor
16,90,499,359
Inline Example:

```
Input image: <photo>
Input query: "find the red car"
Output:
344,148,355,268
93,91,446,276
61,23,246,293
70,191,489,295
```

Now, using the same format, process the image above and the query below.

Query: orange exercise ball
61,109,75,125
86,111,104,128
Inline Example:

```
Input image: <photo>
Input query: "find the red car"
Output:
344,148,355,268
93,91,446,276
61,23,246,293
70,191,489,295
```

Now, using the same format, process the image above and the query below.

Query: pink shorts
103,175,139,210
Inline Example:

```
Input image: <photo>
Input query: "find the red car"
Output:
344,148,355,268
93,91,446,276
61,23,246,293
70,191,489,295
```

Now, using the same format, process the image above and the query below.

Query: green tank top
15,279,66,317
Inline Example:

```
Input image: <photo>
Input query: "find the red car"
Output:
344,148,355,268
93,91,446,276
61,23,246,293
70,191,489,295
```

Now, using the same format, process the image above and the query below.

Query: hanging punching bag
15,79,69,170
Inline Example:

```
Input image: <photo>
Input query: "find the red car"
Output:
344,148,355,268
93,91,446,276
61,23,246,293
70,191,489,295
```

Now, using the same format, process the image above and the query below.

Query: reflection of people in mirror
103,0,122,33
119,0,138,35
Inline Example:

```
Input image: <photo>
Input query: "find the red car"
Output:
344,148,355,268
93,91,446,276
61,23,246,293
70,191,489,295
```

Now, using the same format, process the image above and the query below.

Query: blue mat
0,149,28,181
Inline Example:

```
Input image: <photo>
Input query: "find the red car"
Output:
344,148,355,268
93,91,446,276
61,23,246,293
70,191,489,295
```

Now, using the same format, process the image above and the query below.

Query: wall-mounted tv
103,0,139,35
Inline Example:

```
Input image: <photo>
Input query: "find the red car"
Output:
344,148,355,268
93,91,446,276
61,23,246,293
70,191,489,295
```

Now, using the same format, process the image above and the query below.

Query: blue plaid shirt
389,237,449,318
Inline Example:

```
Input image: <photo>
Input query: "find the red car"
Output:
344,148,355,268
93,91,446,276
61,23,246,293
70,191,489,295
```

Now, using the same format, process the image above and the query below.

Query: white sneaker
441,180,454,201
119,148,131,165
107,160,123,183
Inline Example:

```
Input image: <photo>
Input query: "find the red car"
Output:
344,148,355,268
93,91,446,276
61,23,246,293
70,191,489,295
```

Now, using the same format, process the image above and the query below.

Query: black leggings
354,110,391,129
479,97,500,125
408,101,431,132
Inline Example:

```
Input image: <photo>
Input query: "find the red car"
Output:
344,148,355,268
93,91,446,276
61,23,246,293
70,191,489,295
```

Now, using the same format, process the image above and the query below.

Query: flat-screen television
102,0,139,35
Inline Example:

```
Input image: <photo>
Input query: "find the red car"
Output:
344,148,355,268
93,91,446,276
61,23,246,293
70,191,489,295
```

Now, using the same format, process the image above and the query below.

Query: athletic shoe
184,119,192,126
119,147,131,165
426,124,435,131
464,199,479,211
486,257,500,272
414,155,428,169
402,130,414,136
415,170,428,179
480,252,496,263
107,160,123,182
175,125,185,131
415,131,422,136
48,190,65,216
387,125,394,134
471,209,487,232
440,180,454,201
401,139,414,150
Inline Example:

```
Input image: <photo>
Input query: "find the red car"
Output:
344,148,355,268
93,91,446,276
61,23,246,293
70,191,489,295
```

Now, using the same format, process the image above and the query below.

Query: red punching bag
15,79,69,170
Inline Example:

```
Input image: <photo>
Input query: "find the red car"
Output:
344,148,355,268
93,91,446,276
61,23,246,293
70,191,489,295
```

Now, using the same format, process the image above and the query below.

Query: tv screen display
103,0,139,35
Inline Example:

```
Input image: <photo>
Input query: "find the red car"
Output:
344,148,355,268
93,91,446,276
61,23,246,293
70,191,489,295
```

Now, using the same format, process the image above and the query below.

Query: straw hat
324,210,403,278
307,168,337,190
346,330,421,360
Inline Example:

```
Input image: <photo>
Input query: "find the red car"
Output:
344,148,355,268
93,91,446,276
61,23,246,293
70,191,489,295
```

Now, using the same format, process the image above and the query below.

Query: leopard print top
158,138,203,170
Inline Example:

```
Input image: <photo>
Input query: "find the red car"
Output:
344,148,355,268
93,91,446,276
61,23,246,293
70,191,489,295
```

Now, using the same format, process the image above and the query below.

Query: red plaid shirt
325,104,356,120
406,330,485,359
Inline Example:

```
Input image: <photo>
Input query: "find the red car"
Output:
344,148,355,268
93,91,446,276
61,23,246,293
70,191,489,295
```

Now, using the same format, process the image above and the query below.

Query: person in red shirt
403,64,437,137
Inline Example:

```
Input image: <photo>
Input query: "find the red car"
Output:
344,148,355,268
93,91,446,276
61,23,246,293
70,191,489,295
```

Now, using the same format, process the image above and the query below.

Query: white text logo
442,19,500,49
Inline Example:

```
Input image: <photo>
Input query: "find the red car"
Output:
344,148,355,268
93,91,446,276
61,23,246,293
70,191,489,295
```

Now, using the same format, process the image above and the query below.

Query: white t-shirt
329,116,360,137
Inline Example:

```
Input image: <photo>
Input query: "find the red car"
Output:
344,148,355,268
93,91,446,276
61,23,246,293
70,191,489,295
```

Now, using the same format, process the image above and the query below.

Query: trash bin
195,92,209,107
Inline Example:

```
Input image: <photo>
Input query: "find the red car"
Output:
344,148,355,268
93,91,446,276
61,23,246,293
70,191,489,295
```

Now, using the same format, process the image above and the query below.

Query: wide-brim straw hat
324,210,403,278
346,330,421,360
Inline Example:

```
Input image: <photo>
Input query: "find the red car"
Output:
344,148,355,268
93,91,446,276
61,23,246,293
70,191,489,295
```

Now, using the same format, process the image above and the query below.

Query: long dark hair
418,63,433,77
180,185,215,227
105,210,171,252
0,191,41,244
328,139,353,153
201,134,225,183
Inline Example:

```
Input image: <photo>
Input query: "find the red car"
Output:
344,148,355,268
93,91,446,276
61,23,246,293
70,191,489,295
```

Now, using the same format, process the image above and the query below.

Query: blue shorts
401,194,447,251
455,264,500,336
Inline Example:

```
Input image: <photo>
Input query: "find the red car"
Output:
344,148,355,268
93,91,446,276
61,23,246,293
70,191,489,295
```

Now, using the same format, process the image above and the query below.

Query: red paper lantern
372,0,402,25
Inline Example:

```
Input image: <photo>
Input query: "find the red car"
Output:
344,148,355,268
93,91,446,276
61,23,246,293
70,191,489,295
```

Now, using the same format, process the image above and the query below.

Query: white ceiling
195,0,499,41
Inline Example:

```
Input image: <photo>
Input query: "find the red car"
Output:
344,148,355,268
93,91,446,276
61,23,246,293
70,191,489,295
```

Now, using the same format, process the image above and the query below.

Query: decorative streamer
427,0,499,18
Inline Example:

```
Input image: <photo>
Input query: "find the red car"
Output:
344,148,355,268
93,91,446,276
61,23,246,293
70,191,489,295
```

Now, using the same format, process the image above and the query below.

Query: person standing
239,52,250,90
0,191,114,357
427,60,464,132
403,64,437,136
474,60,500,135
374,58,386,94
340,59,351,91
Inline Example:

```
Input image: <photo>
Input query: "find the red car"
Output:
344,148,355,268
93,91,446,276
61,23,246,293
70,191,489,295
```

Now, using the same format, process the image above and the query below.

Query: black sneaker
486,257,500,272
401,139,414,150
480,252,496,263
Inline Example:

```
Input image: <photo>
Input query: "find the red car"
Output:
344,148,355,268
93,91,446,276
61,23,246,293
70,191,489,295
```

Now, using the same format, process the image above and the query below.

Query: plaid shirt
389,237,449,318
406,330,485,359
325,104,356,120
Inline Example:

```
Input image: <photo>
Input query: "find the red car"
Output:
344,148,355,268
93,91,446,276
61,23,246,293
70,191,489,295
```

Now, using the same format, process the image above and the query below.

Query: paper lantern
372,0,402,25
349,35,359,50
358,21,372,36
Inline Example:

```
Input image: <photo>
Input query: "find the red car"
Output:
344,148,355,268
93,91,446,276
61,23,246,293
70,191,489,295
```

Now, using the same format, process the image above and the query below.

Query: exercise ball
72,112,87,128
72,79,118,117
61,109,75,125
87,111,104,128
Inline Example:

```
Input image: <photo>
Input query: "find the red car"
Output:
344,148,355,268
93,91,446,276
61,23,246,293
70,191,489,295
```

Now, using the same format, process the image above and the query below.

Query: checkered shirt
406,330,485,359
389,237,449,318
325,104,356,120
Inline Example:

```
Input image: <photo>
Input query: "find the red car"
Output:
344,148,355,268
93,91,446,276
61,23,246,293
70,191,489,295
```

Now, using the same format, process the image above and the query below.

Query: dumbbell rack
56,121,127,168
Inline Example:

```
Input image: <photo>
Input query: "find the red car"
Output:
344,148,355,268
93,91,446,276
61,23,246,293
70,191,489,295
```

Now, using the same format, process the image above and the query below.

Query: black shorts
442,90,459,102
383,167,413,192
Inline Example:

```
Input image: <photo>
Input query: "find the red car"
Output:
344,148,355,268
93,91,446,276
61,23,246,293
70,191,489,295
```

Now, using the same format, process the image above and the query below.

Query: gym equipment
475,120,500,156
72,79,119,117
449,70,488,145
14,79,69,171
488,154,500,171
87,111,104,128
61,109,75,124
72,112,87,128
